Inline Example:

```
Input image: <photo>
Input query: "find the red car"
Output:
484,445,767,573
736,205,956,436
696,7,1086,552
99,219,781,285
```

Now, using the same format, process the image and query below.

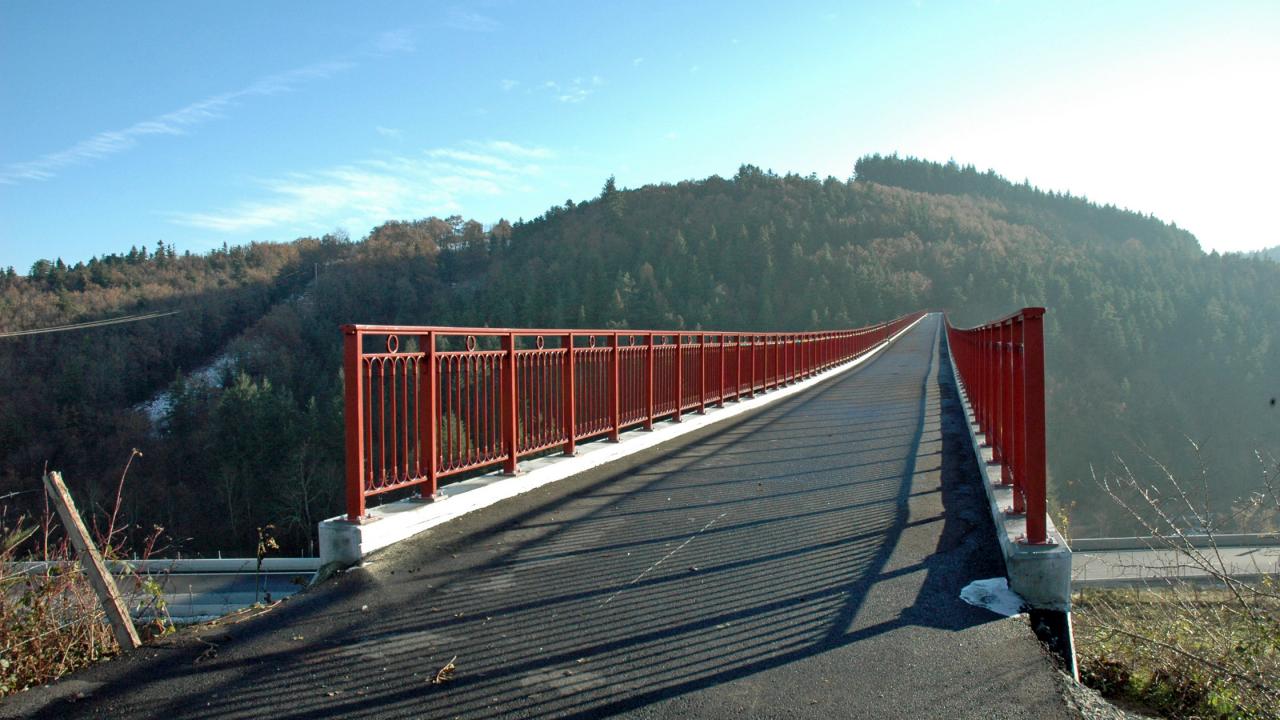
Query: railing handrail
341,311,926,520
342,323,890,337
945,306,1045,331
945,307,1050,544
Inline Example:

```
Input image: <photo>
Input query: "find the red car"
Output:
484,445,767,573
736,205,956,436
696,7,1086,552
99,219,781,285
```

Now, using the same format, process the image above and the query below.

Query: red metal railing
341,312,925,520
945,308,1049,544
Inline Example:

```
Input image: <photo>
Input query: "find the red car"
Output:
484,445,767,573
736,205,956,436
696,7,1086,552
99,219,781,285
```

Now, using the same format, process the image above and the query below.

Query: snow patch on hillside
136,353,237,425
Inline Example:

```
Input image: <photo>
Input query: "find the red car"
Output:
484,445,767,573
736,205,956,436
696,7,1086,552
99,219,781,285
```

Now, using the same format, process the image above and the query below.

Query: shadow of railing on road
35,316,1023,720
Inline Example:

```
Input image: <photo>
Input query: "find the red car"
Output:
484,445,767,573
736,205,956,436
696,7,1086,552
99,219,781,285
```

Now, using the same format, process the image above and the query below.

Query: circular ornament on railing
386,335,400,353
657,336,666,346
535,335,545,350
629,335,637,346
588,336,597,348
465,335,477,352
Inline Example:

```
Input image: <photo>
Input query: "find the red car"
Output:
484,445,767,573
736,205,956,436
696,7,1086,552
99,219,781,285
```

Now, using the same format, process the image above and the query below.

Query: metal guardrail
946,308,1049,544
1069,534,1280,551
341,312,926,520
5,557,321,575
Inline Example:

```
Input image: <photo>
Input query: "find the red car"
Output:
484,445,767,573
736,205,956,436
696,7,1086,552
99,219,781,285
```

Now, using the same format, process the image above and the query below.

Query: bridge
5,310,1079,720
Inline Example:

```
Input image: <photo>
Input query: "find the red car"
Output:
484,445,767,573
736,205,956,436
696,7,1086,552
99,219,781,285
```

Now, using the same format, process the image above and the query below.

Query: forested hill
3,157,1278,554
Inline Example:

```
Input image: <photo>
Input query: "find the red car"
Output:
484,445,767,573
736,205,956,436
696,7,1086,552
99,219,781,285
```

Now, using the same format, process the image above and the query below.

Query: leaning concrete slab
944,337,1073,611
319,314,928,568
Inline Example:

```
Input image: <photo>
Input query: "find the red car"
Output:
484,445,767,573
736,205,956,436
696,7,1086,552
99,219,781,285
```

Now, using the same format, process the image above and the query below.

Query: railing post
716,333,727,404
738,336,744,394
503,332,519,474
418,331,438,499
1022,309,1048,543
783,336,790,385
749,335,757,397
1011,319,1027,514
563,332,576,456
343,327,366,520
645,333,655,430
762,335,768,394
1001,321,1015,486
699,333,707,414
789,336,795,383
767,335,774,389
610,332,621,441
993,323,1005,465
783,335,793,381
674,334,684,422
980,326,992,445
773,335,781,389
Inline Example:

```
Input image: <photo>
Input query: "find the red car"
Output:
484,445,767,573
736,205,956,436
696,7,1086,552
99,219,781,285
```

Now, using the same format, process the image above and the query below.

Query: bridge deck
5,315,1075,719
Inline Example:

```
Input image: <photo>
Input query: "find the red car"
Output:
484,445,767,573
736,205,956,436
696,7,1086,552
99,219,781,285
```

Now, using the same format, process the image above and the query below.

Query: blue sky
2,1,1278,271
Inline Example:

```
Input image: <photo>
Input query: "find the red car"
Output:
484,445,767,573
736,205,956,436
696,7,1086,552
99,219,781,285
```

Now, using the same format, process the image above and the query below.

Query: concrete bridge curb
318,315,930,568
946,337,1073,612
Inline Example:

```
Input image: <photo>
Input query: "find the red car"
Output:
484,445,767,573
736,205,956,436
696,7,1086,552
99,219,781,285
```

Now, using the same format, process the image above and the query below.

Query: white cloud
482,140,553,159
0,59,353,185
539,76,601,104
633,57,644,66
168,140,555,234
500,78,520,91
445,9,499,32
374,28,416,55
376,126,403,139
0,23,426,186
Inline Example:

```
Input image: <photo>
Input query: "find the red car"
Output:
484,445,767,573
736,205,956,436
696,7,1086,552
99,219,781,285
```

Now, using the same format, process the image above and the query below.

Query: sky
2,1,1278,271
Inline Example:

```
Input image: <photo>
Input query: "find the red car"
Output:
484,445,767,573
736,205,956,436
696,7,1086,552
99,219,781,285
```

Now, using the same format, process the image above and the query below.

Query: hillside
3,157,1278,554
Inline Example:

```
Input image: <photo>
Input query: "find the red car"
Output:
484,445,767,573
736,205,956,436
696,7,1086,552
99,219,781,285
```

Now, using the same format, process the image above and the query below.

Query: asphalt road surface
3,315,1076,719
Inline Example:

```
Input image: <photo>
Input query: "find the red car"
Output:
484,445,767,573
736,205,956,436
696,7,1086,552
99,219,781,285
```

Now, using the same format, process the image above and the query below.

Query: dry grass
0,512,173,697
1075,585,1280,719
1074,446,1280,718
1,457,172,696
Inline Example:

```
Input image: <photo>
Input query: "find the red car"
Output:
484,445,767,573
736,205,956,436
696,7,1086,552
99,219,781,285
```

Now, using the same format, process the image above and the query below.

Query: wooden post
42,471,141,651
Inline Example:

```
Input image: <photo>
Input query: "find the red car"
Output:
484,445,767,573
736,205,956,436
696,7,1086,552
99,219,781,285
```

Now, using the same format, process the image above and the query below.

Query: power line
0,310,180,338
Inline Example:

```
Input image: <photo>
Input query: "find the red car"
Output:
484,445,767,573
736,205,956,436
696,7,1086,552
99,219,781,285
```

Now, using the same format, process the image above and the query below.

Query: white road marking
600,512,727,607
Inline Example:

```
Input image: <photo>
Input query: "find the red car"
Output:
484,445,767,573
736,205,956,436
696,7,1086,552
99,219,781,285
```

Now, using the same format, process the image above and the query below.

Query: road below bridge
4,315,1077,719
